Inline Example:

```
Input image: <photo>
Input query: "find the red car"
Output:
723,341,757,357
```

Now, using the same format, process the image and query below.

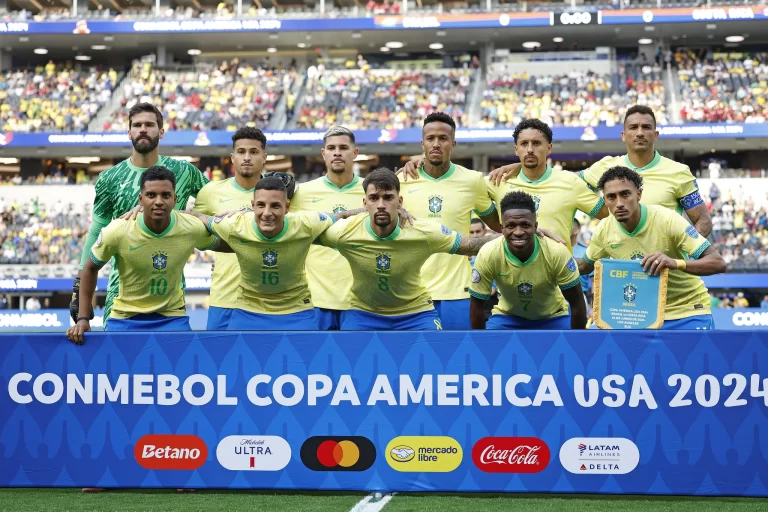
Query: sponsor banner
0,309,207,331
712,309,768,330
1,331,768,493
600,5,768,25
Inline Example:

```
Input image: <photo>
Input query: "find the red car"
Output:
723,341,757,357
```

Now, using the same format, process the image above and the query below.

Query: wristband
675,259,686,271
77,317,91,322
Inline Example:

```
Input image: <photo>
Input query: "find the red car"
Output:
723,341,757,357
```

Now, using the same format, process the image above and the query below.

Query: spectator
25,296,41,311
761,295,768,309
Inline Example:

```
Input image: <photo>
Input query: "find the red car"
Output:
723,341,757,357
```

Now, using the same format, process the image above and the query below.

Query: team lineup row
64,103,726,341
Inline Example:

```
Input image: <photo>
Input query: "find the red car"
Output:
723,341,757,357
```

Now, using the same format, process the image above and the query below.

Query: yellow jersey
208,211,335,314
90,211,217,319
486,165,604,251
400,162,495,301
469,236,580,320
290,174,365,311
584,204,712,320
580,152,702,214
318,215,462,316
192,178,256,309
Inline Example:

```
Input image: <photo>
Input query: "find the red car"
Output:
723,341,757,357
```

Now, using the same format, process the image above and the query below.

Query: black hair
232,126,267,149
140,166,175,190
363,167,400,193
128,102,164,130
471,218,485,225
255,176,287,194
597,166,644,191
624,105,657,128
572,218,581,229
423,111,456,133
323,126,356,145
500,190,536,215
513,118,553,144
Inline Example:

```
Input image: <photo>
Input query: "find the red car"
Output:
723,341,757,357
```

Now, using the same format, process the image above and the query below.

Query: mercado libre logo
385,436,462,472
134,434,207,471
300,436,376,472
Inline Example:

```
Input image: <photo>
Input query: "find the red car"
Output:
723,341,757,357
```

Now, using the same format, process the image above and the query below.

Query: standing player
578,167,725,329
490,106,712,237
318,168,497,331
470,191,587,330
66,167,225,342
70,103,209,328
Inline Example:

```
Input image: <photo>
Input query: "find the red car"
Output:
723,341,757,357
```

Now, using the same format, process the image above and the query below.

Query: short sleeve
669,214,710,260
191,183,213,215
193,222,218,251
579,164,601,192
574,176,605,218
89,221,120,266
317,219,345,249
484,176,503,208
309,211,336,240
553,246,581,291
676,168,703,211
425,222,462,255
472,173,496,217
583,225,606,264
208,214,239,243
188,163,210,197
91,172,113,224
468,246,494,300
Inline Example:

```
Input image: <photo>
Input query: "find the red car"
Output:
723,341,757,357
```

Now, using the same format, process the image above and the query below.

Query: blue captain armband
679,190,704,210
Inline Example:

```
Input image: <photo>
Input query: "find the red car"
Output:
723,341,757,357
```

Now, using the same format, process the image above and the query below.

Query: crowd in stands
0,63,118,133
677,50,768,124
480,63,667,128
102,59,296,132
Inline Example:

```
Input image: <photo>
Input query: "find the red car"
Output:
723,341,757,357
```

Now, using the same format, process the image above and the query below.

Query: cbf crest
376,253,391,273
333,205,346,214
428,195,443,217
630,251,644,261
533,194,541,212
152,251,168,270
517,279,534,297
623,283,637,303
262,249,278,268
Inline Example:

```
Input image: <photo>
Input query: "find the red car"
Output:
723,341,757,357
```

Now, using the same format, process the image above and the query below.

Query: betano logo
300,436,376,472
134,434,207,470
385,436,462,472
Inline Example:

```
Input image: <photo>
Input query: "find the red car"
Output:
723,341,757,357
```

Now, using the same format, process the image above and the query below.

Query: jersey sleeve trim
197,236,219,251
91,212,110,225
89,251,108,267
578,171,598,192
583,253,595,265
469,289,491,301
679,190,704,211
588,198,605,218
691,240,711,260
474,203,496,217
560,278,581,291
448,233,462,255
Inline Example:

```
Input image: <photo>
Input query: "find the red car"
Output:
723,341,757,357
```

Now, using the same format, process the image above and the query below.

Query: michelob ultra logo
385,436,462,472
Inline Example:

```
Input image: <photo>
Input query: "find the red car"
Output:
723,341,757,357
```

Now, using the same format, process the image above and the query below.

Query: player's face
252,189,288,235
422,122,456,167
322,135,358,174
502,209,537,253
622,113,658,154
515,129,551,170
363,185,402,228
129,112,164,154
469,222,486,238
602,179,642,222
231,139,266,179
140,180,176,222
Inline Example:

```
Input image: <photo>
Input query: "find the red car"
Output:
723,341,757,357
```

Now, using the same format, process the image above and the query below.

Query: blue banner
0,309,209,331
1,330,768,494
712,309,768,330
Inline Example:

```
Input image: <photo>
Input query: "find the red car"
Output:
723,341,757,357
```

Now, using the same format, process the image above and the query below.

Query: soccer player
317,168,497,331
66,167,226,342
490,106,712,237
190,176,338,330
289,126,366,330
192,127,267,330
469,191,587,330
70,103,209,328
577,167,726,330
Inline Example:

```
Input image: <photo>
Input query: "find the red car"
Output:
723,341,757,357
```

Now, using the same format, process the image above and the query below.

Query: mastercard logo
300,436,376,472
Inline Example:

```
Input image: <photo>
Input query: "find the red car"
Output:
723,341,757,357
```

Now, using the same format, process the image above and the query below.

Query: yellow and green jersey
208,211,336,315
584,204,711,320
400,162,495,301
289,174,365,311
470,236,580,320
192,178,257,309
580,151,703,214
486,165,603,252
318,215,462,316
89,211,217,319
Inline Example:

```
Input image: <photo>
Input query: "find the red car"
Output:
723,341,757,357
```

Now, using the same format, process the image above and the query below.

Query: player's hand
66,320,91,345
489,163,523,186
120,205,142,220
537,228,566,245
69,277,94,323
396,156,424,181
641,251,676,276
398,207,416,227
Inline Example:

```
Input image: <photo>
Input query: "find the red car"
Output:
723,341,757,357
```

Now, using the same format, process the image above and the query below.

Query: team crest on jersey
333,205,346,214
517,280,534,297
262,249,278,267
623,283,638,303
441,225,452,235
471,269,481,284
318,213,328,221
566,258,577,272
686,225,699,239
533,195,541,212
630,251,644,261
428,195,443,216
376,253,391,273
152,252,168,270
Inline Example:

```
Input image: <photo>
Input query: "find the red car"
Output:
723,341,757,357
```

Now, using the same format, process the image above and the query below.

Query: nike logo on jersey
407,189,421,194
311,199,323,203
219,198,235,203
498,272,510,277
129,244,147,251
119,181,131,189
348,244,364,249
610,244,622,249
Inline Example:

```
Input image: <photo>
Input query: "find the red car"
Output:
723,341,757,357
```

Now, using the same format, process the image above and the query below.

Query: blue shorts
662,314,715,330
434,299,470,330
106,314,191,332
341,309,442,331
206,306,234,330
315,308,343,331
487,313,570,330
227,308,317,331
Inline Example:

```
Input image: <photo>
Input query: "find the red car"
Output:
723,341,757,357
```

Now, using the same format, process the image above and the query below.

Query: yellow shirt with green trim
289,175,365,311
584,204,711,320
89,211,217,319
400,162,495,301
580,151,702,214
486,165,604,252
192,177,257,310
208,211,335,315
318,215,462,316
469,235,580,320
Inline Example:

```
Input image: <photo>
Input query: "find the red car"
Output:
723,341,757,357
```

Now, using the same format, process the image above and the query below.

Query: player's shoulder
551,168,584,185
159,155,201,175
657,155,692,175
174,210,205,227
452,163,485,181
288,210,329,225
95,159,130,183
586,155,623,175
540,235,571,260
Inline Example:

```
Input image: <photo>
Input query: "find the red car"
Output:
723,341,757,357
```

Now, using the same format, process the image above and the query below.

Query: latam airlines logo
134,434,207,470
559,437,640,474
216,435,291,471
472,437,550,473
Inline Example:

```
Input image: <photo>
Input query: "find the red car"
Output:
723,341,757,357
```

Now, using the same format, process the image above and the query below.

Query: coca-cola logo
472,437,550,473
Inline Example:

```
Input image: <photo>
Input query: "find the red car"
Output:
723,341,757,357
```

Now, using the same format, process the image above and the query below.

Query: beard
131,134,160,154
373,212,391,226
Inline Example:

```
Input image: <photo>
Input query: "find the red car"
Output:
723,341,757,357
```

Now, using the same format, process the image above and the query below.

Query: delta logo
216,435,291,471
134,434,207,470
300,436,376,472
559,437,640,475
385,436,462,472
472,437,550,473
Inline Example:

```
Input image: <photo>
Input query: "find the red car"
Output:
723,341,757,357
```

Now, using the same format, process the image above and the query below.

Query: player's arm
677,171,712,237
642,215,724,276
472,174,502,233
488,163,522,186
469,297,487,329
562,283,587,329
685,203,712,238
454,233,500,256
468,249,495,329
67,258,101,345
